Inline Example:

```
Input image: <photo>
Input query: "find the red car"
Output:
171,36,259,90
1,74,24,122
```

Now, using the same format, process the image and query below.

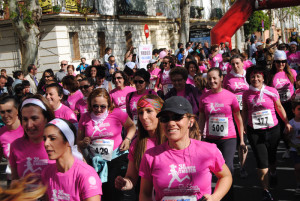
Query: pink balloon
159,51,167,59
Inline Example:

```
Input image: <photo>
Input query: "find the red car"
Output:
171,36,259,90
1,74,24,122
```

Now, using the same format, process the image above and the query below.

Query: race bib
162,195,197,201
252,109,274,129
278,89,291,102
208,116,228,137
163,84,173,95
90,139,114,161
236,95,243,110
149,80,156,89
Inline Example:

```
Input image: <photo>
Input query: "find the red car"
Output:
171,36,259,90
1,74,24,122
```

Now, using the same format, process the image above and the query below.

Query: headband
21,98,47,111
48,118,83,161
137,98,162,111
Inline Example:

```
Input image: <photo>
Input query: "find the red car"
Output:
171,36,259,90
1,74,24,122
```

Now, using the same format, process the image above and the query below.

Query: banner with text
138,44,153,70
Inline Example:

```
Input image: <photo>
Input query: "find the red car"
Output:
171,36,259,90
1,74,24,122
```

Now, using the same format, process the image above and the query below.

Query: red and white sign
144,24,149,39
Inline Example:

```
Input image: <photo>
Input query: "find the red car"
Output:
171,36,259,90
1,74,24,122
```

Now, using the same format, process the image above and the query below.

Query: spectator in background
76,57,89,74
24,64,38,94
0,76,8,95
250,39,257,59
55,60,68,83
105,55,120,81
1,69,13,94
37,69,56,95
219,42,225,54
22,80,31,95
288,32,300,44
203,41,210,58
104,47,112,64
176,48,185,65
174,42,183,56
67,65,76,76
91,59,101,66
224,42,230,54
12,70,24,92
184,42,192,63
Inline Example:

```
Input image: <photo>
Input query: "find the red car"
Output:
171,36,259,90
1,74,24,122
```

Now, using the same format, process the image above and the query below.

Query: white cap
125,62,136,69
149,59,157,64
274,50,287,60
289,41,298,46
256,42,263,48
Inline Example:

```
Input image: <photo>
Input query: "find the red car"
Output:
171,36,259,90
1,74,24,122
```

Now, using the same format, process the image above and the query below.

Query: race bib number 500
209,117,228,137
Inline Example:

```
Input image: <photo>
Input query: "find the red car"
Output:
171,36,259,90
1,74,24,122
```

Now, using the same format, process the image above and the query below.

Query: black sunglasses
44,75,52,78
134,80,145,84
79,85,90,90
275,60,287,64
159,114,185,123
113,76,123,80
162,62,168,65
92,104,107,110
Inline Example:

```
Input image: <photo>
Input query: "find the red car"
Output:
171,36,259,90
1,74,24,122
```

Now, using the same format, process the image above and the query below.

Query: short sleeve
78,113,88,131
80,172,103,200
209,144,225,174
128,139,137,161
231,93,240,113
115,108,128,125
139,151,153,182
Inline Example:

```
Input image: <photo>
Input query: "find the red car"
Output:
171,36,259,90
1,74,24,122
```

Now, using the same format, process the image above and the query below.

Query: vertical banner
39,0,52,13
66,0,78,12
138,44,153,70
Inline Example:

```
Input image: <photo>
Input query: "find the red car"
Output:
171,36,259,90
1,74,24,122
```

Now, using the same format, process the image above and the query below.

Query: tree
8,0,42,73
179,0,191,45
244,10,270,38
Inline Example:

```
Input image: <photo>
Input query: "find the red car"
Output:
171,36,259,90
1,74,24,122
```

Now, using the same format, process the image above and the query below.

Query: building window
69,32,80,60
97,32,106,58
125,31,133,50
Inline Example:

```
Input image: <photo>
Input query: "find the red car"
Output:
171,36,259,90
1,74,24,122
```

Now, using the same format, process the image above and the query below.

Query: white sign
138,44,153,70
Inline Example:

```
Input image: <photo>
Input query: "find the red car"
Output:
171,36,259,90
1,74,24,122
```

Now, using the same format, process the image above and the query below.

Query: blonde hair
0,174,47,201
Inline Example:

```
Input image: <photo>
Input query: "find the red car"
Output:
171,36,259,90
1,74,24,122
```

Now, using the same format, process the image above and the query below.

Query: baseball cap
149,59,157,64
255,42,263,48
292,32,296,36
157,96,193,117
274,50,287,60
289,41,298,46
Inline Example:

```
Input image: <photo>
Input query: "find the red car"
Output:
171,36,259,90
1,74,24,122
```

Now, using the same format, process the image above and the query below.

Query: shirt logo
23,157,48,177
209,103,224,114
51,189,70,201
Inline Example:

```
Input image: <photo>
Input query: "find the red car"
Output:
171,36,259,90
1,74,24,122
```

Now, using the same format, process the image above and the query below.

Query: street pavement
0,141,299,200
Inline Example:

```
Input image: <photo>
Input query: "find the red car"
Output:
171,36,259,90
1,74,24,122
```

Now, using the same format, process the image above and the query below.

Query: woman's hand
115,176,128,190
120,138,130,151
285,123,292,134
82,137,91,148
202,194,220,201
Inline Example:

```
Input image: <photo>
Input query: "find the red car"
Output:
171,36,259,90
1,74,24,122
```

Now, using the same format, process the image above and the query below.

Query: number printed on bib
252,109,274,129
163,84,173,95
90,139,114,161
162,195,197,201
209,116,228,137
236,95,243,110
278,89,291,102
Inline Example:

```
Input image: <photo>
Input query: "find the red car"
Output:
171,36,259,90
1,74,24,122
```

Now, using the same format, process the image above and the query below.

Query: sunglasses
113,76,123,80
44,76,51,78
162,62,168,65
92,104,107,110
61,64,67,66
159,114,186,123
110,60,115,62
275,60,287,64
77,79,82,82
79,85,90,90
134,80,145,84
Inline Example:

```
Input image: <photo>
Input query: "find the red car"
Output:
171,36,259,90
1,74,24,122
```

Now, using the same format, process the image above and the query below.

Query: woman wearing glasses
78,88,136,201
154,56,175,96
37,69,56,95
75,78,95,118
62,75,84,111
126,69,157,126
45,83,78,124
139,96,232,201
110,71,136,113
269,50,297,160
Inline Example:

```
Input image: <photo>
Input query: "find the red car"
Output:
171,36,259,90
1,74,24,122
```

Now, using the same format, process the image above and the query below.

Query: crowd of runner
0,33,299,201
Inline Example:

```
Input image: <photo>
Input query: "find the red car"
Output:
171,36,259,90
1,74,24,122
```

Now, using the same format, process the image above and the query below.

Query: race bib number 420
209,117,228,137
252,109,274,129
90,139,114,161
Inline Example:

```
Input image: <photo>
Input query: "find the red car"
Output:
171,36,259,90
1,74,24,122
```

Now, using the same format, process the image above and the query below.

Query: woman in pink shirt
147,59,161,90
155,56,175,95
77,88,136,201
76,78,95,118
242,66,292,200
209,45,223,68
62,75,84,111
9,95,55,180
185,61,199,86
139,96,232,201
42,118,102,201
45,83,78,124
110,71,136,113
115,94,165,196
269,50,297,159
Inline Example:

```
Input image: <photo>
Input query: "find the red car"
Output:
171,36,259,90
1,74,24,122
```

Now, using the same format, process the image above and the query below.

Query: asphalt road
0,141,299,201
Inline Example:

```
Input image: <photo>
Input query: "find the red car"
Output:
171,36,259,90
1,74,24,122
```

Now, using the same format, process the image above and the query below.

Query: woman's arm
115,160,139,190
204,164,232,201
198,112,206,136
233,111,245,147
120,117,136,151
275,99,292,133
139,177,153,201
84,195,101,201
77,129,91,150
241,100,248,133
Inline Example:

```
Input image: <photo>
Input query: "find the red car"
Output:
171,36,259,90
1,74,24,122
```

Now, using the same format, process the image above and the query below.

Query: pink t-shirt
110,86,136,112
54,104,78,123
199,65,207,73
128,137,157,162
0,125,23,159
210,54,223,68
9,137,55,178
126,89,157,119
148,68,161,80
270,69,297,102
42,159,102,201
139,139,225,200
226,61,253,73
220,62,229,74
286,51,300,68
177,89,185,97
186,75,195,86
75,98,88,116
223,72,249,95
159,69,172,85
199,89,240,139
67,90,84,111
242,86,279,129
78,108,127,150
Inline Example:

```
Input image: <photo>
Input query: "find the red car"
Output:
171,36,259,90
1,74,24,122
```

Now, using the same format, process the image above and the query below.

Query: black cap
157,96,193,117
